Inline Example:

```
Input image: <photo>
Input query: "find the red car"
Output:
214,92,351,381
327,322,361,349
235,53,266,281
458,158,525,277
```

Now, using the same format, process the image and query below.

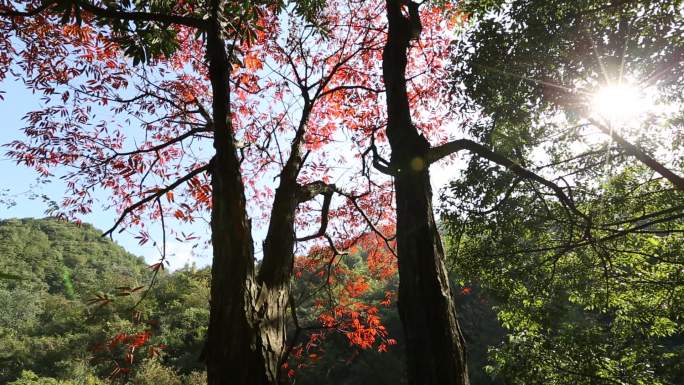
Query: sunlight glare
591,83,652,126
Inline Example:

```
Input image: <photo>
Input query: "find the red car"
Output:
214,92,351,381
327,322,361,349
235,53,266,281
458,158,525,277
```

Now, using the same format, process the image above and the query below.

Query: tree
380,1,469,384
452,0,684,191
0,1,318,383
437,0,684,383
0,1,401,383
371,1,595,383
0,218,221,384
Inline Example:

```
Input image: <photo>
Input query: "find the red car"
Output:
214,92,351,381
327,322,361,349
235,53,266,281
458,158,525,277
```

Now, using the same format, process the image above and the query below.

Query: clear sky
0,77,212,270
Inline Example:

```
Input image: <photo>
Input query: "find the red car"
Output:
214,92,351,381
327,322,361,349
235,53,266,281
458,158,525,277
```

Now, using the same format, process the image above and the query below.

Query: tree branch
102,163,210,237
429,139,587,220
0,1,55,17
336,189,397,256
318,84,384,98
75,0,206,28
362,133,395,176
296,181,336,203
1,0,206,28
107,127,208,160
296,187,334,242
589,117,684,192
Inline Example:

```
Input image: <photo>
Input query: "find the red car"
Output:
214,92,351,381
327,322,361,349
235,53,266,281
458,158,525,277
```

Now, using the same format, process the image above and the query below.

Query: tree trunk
204,4,285,383
204,5,310,383
383,1,469,384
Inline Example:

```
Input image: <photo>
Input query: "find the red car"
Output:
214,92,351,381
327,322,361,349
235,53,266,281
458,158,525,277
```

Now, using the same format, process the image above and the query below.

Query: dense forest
0,218,504,385
0,219,503,385
3,216,683,384
0,218,206,384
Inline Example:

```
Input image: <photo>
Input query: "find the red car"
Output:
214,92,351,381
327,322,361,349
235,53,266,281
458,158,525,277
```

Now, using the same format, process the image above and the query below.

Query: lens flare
591,84,652,125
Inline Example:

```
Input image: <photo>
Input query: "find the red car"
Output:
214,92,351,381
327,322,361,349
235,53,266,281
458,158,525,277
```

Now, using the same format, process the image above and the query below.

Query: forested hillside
0,217,149,381
0,218,504,384
0,218,207,384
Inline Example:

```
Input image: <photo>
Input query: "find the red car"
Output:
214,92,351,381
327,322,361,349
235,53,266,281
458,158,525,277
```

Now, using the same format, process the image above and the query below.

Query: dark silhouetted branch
76,1,206,28
429,138,588,221
589,117,684,191
296,186,334,242
103,163,210,237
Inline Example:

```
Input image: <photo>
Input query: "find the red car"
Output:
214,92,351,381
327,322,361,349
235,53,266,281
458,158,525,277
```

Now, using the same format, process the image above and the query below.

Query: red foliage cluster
1,0,460,265
91,325,165,378
285,229,400,378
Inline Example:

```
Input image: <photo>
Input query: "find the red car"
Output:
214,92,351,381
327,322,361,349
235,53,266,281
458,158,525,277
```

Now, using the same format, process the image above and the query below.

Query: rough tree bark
204,2,270,383
204,5,318,383
256,104,315,384
382,1,469,384
204,1,296,383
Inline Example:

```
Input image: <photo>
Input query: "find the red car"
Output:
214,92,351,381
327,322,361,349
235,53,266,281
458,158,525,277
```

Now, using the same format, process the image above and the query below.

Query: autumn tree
0,0,401,384
280,1,482,382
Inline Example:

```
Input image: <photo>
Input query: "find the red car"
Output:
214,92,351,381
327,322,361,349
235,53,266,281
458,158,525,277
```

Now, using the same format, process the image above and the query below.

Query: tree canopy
441,0,684,384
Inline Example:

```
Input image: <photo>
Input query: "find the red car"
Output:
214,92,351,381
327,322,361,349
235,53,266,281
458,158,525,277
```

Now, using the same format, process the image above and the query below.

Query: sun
591,83,652,126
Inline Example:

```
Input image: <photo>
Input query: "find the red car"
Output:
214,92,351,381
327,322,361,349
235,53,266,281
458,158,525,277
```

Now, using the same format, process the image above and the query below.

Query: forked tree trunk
204,4,309,383
204,5,288,384
256,106,313,384
383,1,469,384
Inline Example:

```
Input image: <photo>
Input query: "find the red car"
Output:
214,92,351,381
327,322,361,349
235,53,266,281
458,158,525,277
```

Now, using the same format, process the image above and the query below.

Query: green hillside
0,218,504,384
0,218,149,297
1,219,141,379
0,218,208,384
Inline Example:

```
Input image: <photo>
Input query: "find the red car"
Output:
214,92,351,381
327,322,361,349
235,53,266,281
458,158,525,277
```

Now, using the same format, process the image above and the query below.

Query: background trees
440,0,684,383
0,218,503,385
0,218,164,383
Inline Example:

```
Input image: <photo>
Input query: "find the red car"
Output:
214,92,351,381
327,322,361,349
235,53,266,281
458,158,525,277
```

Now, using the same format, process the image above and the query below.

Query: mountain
0,218,153,383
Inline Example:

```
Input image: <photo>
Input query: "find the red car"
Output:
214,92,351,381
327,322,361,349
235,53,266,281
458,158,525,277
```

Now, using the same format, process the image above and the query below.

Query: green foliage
0,218,210,384
0,271,23,280
0,218,149,383
444,165,684,384
9,371,77,385
8,369,106,385
129,360,183,385
1,217,507,384
443,1,684,384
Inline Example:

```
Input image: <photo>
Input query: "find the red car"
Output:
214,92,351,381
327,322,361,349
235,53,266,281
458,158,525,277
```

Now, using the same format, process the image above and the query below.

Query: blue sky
0,77,212,270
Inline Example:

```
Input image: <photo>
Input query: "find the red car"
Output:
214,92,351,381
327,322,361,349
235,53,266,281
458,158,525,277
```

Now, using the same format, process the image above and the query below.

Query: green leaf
0,272,23,280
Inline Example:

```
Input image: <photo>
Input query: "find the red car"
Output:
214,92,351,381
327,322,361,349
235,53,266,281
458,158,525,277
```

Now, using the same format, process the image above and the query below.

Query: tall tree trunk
383,1,469,384
204,5,310,383
204,3,285,383
255,107,312,384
